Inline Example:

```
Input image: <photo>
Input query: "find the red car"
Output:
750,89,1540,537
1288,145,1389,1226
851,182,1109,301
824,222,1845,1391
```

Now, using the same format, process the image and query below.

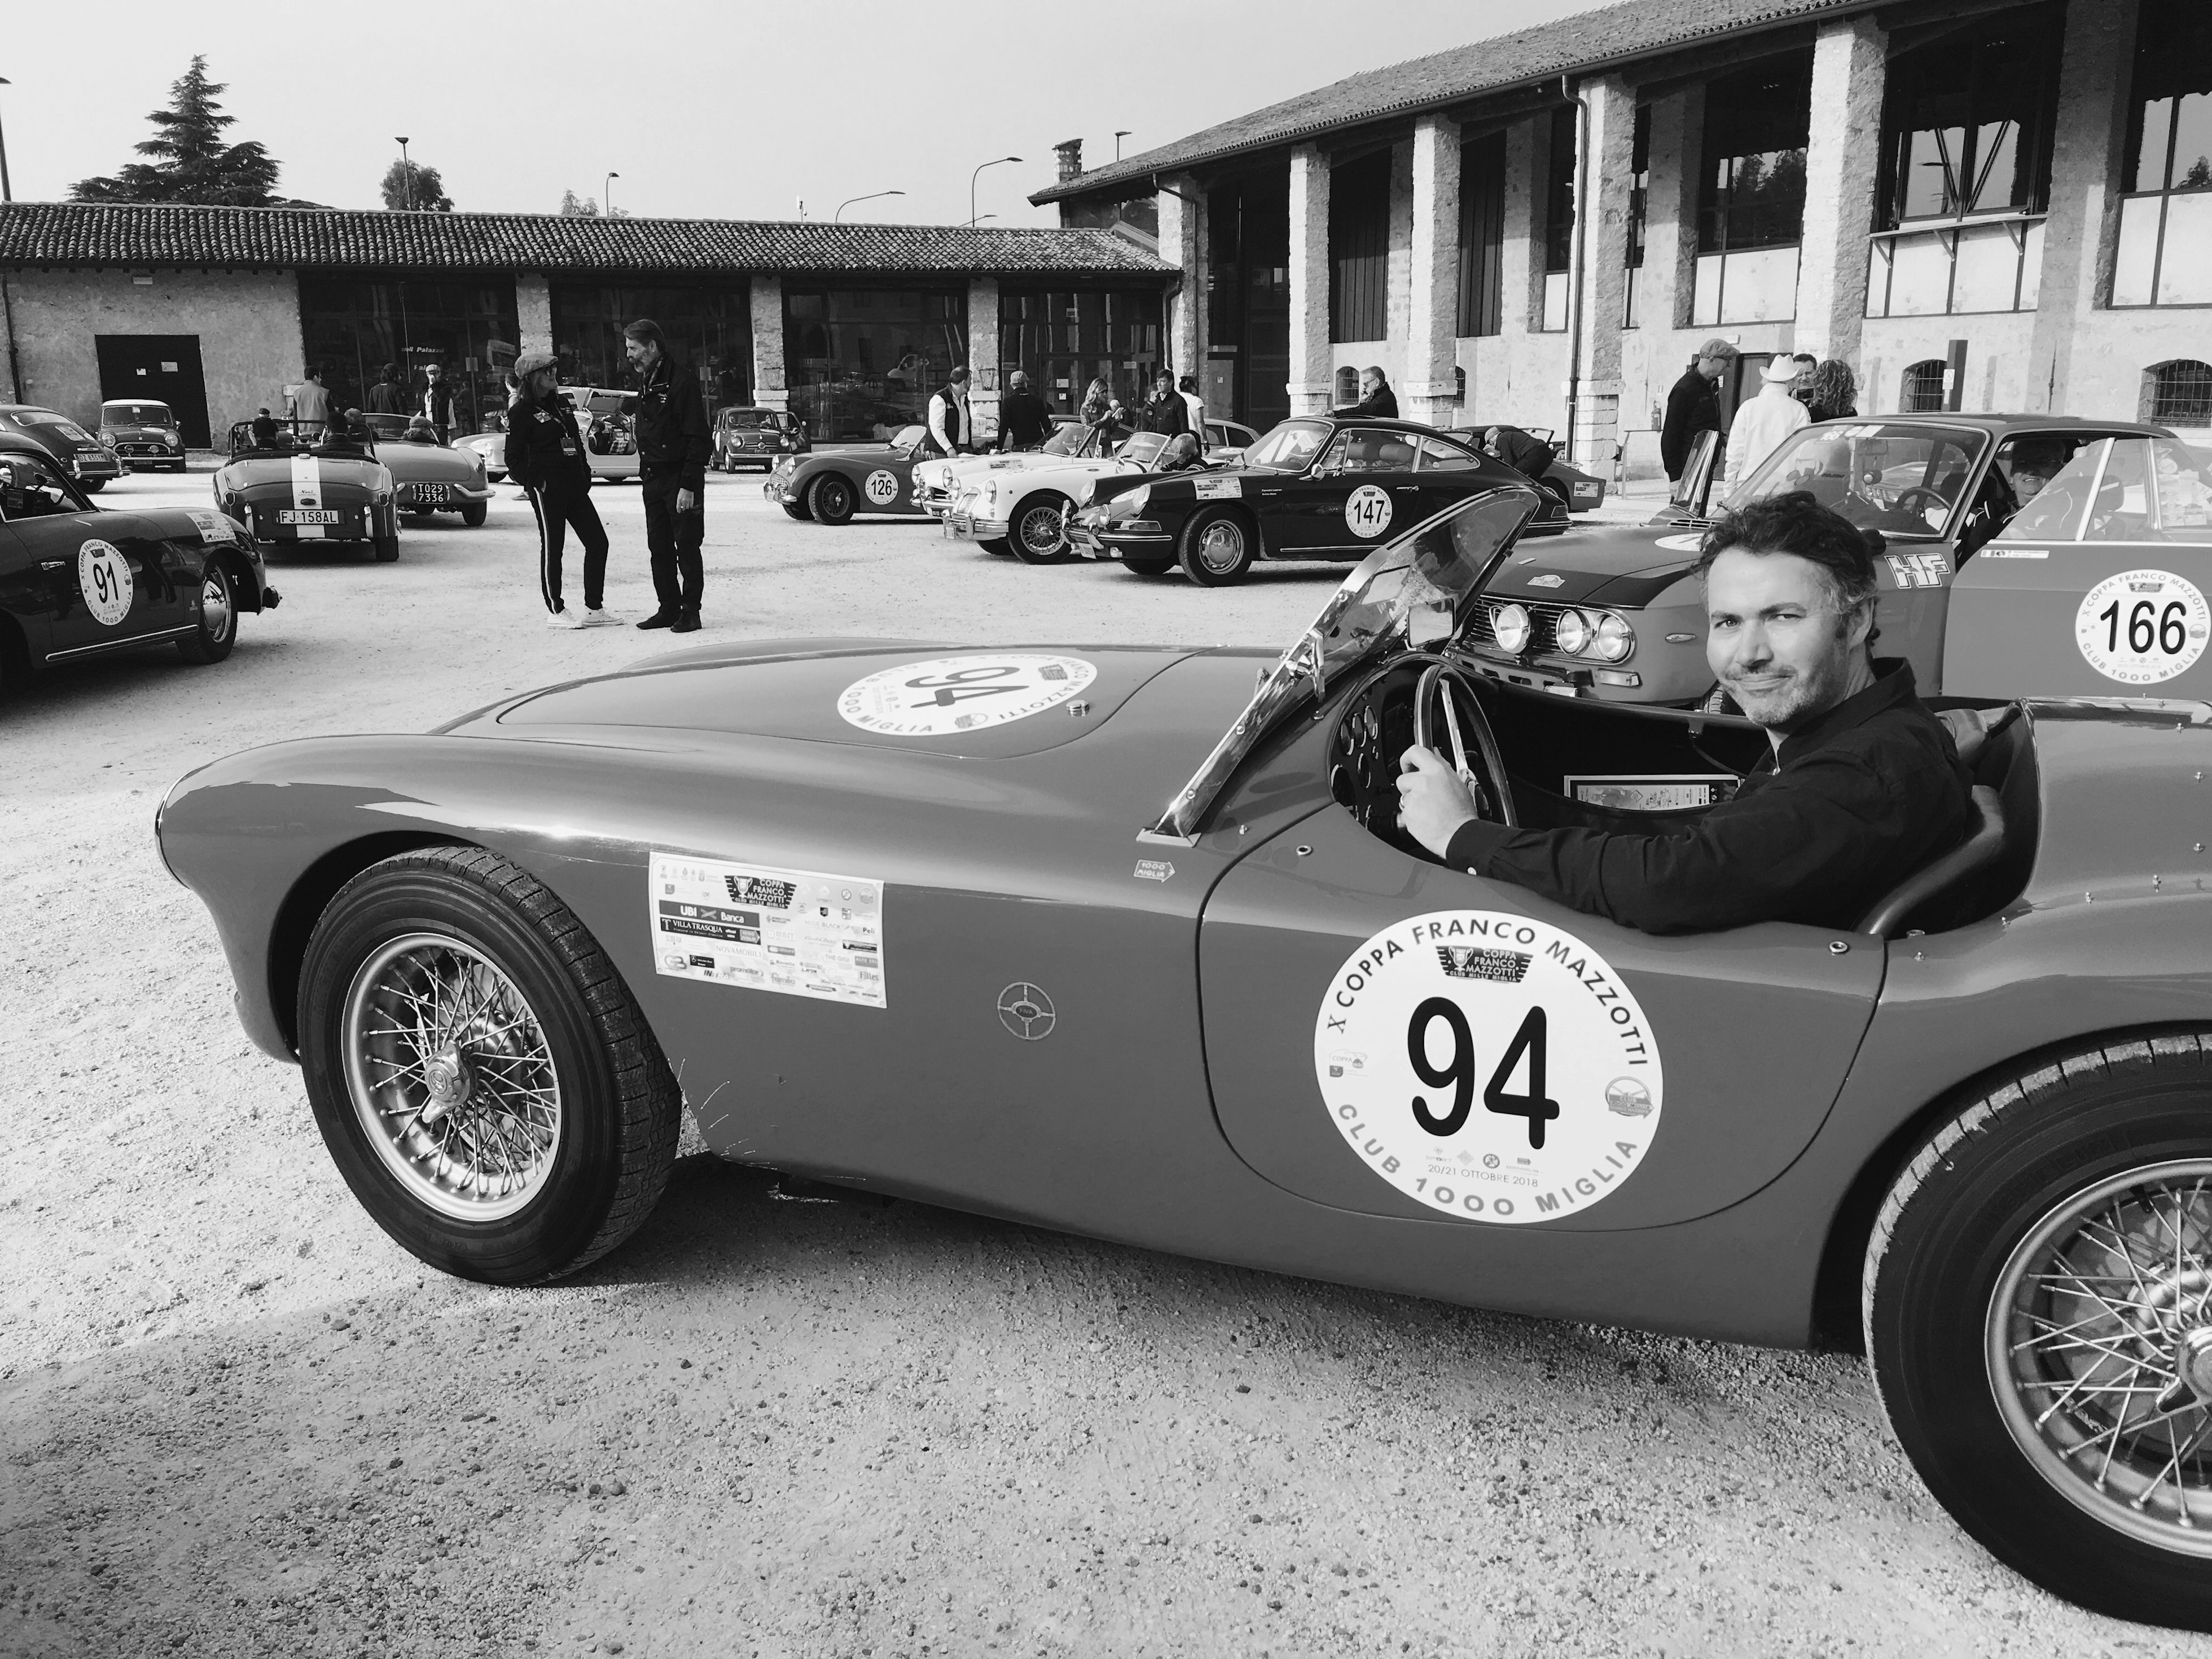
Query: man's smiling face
1703,546,1873,734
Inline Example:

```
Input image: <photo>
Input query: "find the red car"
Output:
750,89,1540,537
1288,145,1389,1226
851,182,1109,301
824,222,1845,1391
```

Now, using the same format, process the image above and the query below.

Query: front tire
1865,1035,2212,1631
780,502,812,521
298,848,681,1285
1178,506,1255,586
1122,555,1175,577
810,474,856,526
1009,494,1073,565
176,565,236,665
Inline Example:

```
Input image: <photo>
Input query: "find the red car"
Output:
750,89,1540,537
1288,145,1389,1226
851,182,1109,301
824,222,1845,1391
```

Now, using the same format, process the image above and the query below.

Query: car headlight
1592,612,1635,662
1491,603,1532,654
1554,609,1592,655
1108,484,1150,517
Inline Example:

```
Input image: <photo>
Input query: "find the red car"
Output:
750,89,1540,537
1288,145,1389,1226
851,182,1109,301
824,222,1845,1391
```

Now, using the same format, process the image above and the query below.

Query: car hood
378,447,484,484
1484,522,1706,607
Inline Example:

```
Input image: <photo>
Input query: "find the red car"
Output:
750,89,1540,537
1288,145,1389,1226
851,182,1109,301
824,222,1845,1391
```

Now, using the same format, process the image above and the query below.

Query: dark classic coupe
1,436,275,688
160,480,2212,1628
213,421,402,562
0,403,123,493
1066,415,1566,585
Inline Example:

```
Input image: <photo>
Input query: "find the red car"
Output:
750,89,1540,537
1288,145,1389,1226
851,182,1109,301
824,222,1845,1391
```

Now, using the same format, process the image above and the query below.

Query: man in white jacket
927,367,974,457
1725,357,1812,488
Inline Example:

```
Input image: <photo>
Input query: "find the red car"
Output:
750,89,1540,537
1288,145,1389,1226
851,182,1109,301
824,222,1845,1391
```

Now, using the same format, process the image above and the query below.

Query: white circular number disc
838,653,1098,736
78,539,133,628
2075,570,2210,685
1313,910,1664,1225
1653,533,1705,553
1344,484,1393,539
863,469,901,506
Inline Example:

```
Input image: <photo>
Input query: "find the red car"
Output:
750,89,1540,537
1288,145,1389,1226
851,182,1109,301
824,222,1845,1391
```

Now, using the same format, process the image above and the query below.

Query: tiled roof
1034,0,1868,203
0,202,1176,276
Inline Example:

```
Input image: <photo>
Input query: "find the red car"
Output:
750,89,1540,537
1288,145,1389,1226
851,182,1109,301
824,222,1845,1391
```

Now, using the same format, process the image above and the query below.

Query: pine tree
381,160,452,212
71,57,281,206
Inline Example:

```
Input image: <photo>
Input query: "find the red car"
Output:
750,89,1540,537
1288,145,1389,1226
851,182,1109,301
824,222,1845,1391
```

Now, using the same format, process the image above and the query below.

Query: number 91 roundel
1313,911,1664,1224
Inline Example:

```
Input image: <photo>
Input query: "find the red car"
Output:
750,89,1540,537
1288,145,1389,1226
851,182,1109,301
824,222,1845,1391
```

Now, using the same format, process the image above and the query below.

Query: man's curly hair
1695,490,1883,622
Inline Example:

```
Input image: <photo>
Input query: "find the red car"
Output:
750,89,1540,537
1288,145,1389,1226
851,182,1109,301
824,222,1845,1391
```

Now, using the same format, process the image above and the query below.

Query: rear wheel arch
206,547,263,612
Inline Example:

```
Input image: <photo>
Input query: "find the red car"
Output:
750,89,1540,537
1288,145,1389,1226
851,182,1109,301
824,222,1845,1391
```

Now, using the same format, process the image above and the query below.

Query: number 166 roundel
1314,910,1664,1224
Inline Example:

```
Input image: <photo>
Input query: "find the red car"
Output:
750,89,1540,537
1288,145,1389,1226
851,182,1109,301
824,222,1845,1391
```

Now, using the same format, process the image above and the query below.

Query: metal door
94,334,210,448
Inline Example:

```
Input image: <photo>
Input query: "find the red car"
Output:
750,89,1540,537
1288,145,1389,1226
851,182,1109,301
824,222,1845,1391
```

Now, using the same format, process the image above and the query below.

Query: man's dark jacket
1336,385,1400,418
1445,661,1972,935
1487,426,1557,484
1661,367,1721,479
998,387,1054,449
1138,391,1190,438
627,357,711,493
504,391,592,493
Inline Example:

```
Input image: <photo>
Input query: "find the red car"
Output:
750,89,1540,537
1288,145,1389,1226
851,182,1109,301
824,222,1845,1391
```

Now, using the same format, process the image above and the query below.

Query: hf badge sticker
839,653,1097,736
1344,484,1393,539
650,853,884,1007
78,540,133,627
2075,569,2211,685
1313,911,1663,1224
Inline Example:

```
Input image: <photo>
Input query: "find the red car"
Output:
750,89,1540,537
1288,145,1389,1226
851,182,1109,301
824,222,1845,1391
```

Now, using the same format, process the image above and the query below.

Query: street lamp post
969,156,1021,228
1114,130,1131,161
395,136,410,210
605,172,619,215
834,190,906,222
0,78,14,203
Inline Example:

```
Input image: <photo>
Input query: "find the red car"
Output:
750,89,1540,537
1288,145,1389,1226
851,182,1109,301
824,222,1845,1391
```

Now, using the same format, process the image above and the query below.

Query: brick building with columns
1035,0,2212,477
0,204,1174,448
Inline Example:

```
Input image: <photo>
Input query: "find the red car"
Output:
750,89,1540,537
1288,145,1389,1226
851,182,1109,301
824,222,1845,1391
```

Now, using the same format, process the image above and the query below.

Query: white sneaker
581,608,623,627
547,608,586,629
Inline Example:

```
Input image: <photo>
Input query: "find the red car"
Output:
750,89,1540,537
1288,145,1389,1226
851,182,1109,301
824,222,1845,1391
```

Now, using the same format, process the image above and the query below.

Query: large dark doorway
1206,172,1291,433
997,286,1164,419
94,335,210,447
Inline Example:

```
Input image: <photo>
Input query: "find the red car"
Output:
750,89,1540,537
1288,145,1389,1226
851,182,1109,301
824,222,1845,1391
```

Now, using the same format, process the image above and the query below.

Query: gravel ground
2,467,2204,1658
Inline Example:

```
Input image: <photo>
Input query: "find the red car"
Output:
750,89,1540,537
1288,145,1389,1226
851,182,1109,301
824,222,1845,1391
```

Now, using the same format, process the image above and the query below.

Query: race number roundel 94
2075,569,2210,685
839,653,1098,736
863,469,901,506
1344,484,1393,539
1313,911,1664,1224
78,540,133,627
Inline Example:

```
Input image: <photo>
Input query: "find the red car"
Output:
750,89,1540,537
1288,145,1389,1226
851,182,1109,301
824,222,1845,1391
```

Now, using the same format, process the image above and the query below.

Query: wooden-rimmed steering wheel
1409,661,1517,829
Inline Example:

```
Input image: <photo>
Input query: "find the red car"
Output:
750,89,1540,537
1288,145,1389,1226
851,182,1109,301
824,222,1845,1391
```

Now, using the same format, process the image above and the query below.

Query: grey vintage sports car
157,482,2212,1628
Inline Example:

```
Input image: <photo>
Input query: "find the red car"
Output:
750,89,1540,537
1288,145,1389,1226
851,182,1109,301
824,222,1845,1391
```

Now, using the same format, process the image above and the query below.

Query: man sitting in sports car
1397,491,1972,935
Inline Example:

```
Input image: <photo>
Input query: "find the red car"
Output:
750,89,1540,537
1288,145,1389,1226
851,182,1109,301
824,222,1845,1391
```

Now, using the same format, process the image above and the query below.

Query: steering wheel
1888,485,1951,522
1410,662,1517,828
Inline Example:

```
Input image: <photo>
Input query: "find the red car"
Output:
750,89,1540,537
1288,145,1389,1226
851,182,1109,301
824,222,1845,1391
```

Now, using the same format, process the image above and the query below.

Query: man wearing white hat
1725,355,1813,488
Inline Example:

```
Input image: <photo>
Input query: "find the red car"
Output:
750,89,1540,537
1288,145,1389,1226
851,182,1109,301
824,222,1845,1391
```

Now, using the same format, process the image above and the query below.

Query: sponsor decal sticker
1313,910,1663,1224
1653,533,1705,552
1344,484,1393,539
2075,569,2211,685
185,510,236,544
1565,774,1736,812
1132,859,1175,882
838,653,1098,736
1193,476,1243,501
863,469,902,506
1982,547,2050,560
649,854,884,1007
1527,573,1565,589
78,540,132,627
1887,551,1952,589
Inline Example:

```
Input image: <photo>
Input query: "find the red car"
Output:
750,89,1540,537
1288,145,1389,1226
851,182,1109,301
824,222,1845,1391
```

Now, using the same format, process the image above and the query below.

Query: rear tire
81,479,107,494
810,474,856,526
1865,1035,2212,1631
460,502,488,527
1178,506,1255,586
373,532,399,563
176,565,236,665
297,847,681,1285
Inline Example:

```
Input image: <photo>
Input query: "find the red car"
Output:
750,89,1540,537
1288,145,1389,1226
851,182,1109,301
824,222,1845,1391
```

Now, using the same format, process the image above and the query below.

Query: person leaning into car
1396,491,1973,935
623,319,712,634
506,351,616,631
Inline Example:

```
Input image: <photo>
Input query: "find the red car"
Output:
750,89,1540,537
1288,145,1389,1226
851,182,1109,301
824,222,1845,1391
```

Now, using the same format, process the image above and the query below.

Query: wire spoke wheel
342,931,562,1222
1989,1159,2212,1554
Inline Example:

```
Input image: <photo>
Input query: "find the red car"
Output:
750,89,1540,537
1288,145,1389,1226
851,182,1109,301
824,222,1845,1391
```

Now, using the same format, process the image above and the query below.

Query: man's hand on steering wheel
1397,745,1481,859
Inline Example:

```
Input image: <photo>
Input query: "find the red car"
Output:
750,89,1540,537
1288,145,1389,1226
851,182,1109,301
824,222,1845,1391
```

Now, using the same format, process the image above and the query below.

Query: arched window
1334,366,1359,406
1900,359,1946,412
2142,360,2212,426
1454,365,1467,405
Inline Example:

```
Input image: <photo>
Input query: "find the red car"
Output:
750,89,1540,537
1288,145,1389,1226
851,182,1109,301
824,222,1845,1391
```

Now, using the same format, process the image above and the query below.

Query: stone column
514,274,553,357
966,276,1001,438
2028,0,2139,412
1405,115,1463,426
749,275,786,412
1157,173,1207,378
1640,86,1703,338
1573,77,1637,465
1794,15,1888,361
1288,144,1333,415
1501,116,1541,336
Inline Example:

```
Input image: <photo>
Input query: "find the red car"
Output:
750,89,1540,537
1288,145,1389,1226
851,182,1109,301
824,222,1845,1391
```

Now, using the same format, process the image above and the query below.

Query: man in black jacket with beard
622,319,713,633
1662,339,1736,482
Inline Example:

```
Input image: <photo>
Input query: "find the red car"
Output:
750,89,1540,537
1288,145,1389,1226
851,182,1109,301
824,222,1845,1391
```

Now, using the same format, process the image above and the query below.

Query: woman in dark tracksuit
507,351,616,628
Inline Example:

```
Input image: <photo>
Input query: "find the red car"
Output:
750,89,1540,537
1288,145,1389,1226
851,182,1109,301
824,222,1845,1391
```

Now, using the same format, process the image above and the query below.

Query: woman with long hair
1800,359,1858,423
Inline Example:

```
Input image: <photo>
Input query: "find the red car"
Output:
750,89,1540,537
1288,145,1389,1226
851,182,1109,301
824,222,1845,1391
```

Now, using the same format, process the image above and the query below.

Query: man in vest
927,367,974,457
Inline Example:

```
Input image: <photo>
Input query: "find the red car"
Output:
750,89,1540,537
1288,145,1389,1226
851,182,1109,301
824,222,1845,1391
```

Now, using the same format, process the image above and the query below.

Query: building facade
0,206,1173,445
1036,0,2212,476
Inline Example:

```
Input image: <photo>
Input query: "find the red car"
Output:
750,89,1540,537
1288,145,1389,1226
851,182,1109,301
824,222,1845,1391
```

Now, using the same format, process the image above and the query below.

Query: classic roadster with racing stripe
1,437,275,685
160,479,2212,1628
214,421,401,562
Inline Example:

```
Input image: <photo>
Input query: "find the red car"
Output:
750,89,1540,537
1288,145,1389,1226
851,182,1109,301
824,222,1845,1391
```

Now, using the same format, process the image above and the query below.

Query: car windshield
1241,420,1331,472
891,425,927,450
722,410,770,428
1152,482,1543,838
1735,421,1988,540
103,403,173,425
1113,433,1168,466
1043,422,1105,457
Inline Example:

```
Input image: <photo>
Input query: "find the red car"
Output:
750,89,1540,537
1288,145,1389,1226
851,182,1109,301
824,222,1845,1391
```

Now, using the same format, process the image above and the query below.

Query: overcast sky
4,0,1615,226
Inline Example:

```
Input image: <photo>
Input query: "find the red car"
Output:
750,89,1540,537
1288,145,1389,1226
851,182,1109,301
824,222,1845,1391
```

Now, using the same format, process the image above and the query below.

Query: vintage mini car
1467,413,2192,707
359,415,494,526
1446,423,1607,512
158,479,2212,1628
713,406,809,473
213,420,402,562
1065,415,1566,585
99,398,188,473
766,425,932,524
0,403,123,492
0,435,274,687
